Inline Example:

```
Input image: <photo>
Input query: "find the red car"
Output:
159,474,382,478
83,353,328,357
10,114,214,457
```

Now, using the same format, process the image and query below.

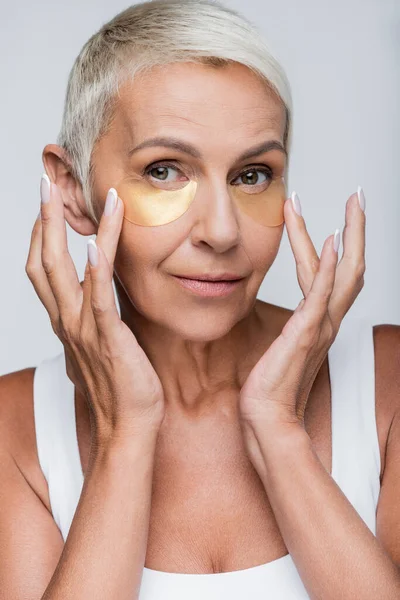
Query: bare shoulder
373,324,400,565
373,323,400,474
373,323,400,398
0,367,51,511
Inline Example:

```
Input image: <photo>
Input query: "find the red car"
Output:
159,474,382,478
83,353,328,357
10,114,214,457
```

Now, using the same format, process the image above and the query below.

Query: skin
44,61,289,413
1,61,400,593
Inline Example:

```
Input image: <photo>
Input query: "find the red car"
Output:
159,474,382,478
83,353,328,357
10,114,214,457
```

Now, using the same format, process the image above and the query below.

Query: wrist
90,428,160,470
243,415,310,481
91,417,162,454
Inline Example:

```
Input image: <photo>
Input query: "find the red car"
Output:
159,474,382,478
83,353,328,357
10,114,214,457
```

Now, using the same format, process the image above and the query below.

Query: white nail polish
333,229,340,253
104,188,118,217
87,239,98,267
291,191,302,216
357,186,366,212
40,173,51,204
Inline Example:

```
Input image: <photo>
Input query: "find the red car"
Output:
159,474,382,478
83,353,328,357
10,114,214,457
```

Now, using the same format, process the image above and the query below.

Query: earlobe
42,143,98,236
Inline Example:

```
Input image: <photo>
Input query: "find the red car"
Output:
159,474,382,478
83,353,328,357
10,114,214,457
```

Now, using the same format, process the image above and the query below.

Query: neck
114,280,272,416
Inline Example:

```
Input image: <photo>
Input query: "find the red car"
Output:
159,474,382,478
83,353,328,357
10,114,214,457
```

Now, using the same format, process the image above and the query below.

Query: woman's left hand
239,189,366,448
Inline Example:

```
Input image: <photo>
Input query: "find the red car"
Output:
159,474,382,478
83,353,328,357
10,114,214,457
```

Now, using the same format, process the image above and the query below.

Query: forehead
115,62,286,147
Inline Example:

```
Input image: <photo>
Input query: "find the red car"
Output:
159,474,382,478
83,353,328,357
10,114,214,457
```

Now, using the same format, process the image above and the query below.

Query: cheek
243,224,283,276
113,219,175,276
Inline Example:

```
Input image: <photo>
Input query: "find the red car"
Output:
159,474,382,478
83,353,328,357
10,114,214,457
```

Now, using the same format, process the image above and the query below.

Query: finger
248,233,338,401
25,212,60,326
86,239,122,340
301,230,339,328
80,258,97,331
94,188,124,276
40,175,83,317
330,189,366,318
284,192,320,296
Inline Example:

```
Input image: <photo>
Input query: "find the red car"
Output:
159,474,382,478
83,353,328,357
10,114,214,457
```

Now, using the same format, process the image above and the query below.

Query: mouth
172,275,245,297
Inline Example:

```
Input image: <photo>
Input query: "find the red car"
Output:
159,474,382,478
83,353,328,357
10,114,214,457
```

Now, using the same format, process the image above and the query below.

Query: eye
144,161,187,183
231,167,273,188
143,161,274,189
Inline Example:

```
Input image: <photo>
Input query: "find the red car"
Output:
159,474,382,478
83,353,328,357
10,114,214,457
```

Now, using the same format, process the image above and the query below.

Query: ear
42,144,98,236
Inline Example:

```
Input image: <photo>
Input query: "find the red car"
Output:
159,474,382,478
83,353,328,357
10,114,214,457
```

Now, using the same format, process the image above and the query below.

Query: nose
189,178,241,253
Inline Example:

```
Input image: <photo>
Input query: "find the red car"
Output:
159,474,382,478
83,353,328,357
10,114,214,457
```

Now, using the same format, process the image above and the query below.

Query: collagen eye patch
115,175,286,227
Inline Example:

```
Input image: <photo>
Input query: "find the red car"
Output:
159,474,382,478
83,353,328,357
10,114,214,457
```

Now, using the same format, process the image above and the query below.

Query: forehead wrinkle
131,108,284,136
121,95,285,152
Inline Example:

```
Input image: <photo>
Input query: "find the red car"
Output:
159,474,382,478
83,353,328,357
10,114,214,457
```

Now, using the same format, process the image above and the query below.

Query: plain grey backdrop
1,0,399,375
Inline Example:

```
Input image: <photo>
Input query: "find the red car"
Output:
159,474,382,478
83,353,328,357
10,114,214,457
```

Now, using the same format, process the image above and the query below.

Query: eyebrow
128,136,287,161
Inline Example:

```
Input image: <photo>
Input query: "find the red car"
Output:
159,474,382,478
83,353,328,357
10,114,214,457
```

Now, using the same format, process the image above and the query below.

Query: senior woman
1,0,400,598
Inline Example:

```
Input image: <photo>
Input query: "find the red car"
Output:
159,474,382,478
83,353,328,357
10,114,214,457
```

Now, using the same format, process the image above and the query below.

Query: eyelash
142,160,273,185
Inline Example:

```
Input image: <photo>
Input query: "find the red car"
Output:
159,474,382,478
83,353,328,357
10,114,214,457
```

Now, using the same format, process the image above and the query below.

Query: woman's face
90,61,288,340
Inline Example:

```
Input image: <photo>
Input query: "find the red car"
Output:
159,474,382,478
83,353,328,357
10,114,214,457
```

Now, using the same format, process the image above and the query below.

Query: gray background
1,0,399,375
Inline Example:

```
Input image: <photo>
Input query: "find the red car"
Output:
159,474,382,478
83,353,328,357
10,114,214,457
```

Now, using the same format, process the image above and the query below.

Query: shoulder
373,323,400,421
373,323,400,476
0,368,35,451
372,324,400,566
373,323,400,390
0,367,51,511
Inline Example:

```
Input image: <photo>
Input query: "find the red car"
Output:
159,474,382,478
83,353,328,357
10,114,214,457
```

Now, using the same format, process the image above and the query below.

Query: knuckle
78,326,92,348
58,316,77,345
41,253,56,276
41,248,69,277
91,300,109,316
355,261,366,280
25,261,38,280
289,314,318,351
309,257,320,275
39,210,51,226
300,316,319,347
324,320,336,345
49,318,60,338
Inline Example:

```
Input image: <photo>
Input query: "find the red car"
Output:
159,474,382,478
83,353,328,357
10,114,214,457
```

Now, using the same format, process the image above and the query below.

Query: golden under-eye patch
114,175,286,227
232,176,286,227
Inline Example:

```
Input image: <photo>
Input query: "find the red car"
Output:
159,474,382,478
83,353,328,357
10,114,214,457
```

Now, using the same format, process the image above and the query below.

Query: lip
172,275,244,297
174,273,245,281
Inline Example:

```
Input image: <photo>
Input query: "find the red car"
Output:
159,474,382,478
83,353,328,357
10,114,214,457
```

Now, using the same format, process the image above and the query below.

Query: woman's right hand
25,176,166,445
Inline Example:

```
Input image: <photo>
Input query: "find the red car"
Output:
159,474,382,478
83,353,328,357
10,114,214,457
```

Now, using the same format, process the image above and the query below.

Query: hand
26,178,165,444
239,189,365,439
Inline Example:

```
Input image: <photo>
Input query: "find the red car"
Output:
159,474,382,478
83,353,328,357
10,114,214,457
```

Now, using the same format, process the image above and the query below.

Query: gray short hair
56,0,293,224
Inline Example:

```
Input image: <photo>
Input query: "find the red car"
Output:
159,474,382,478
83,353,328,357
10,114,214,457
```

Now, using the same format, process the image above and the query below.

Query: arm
14,176,166,598
238,193,400,599
0,371,159,600
255,422,400,600
41,430,159,600
246,323,400,600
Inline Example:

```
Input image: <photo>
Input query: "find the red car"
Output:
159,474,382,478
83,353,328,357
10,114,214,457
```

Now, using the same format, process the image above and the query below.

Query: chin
162,300,253,342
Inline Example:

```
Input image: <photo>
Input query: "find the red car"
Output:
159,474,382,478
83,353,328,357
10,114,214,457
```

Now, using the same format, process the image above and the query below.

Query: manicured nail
40,173,51,204
291,191,302,216
87,239,98,267
333,229,341,253
357,185,366,212
104,188,118,216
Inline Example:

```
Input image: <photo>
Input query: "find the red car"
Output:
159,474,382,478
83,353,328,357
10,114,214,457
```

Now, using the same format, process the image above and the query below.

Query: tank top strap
329,314,381,534
33,351,83,541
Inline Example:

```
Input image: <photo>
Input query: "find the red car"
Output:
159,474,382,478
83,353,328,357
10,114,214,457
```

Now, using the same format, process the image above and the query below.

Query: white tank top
32,315,381,599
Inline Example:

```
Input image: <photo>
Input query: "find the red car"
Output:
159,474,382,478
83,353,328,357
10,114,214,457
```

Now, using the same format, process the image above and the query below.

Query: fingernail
291,191,302,216
87,239,98,267
104,188,118,216
40,173,51,204
357,185,366,212
333,229,341,252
